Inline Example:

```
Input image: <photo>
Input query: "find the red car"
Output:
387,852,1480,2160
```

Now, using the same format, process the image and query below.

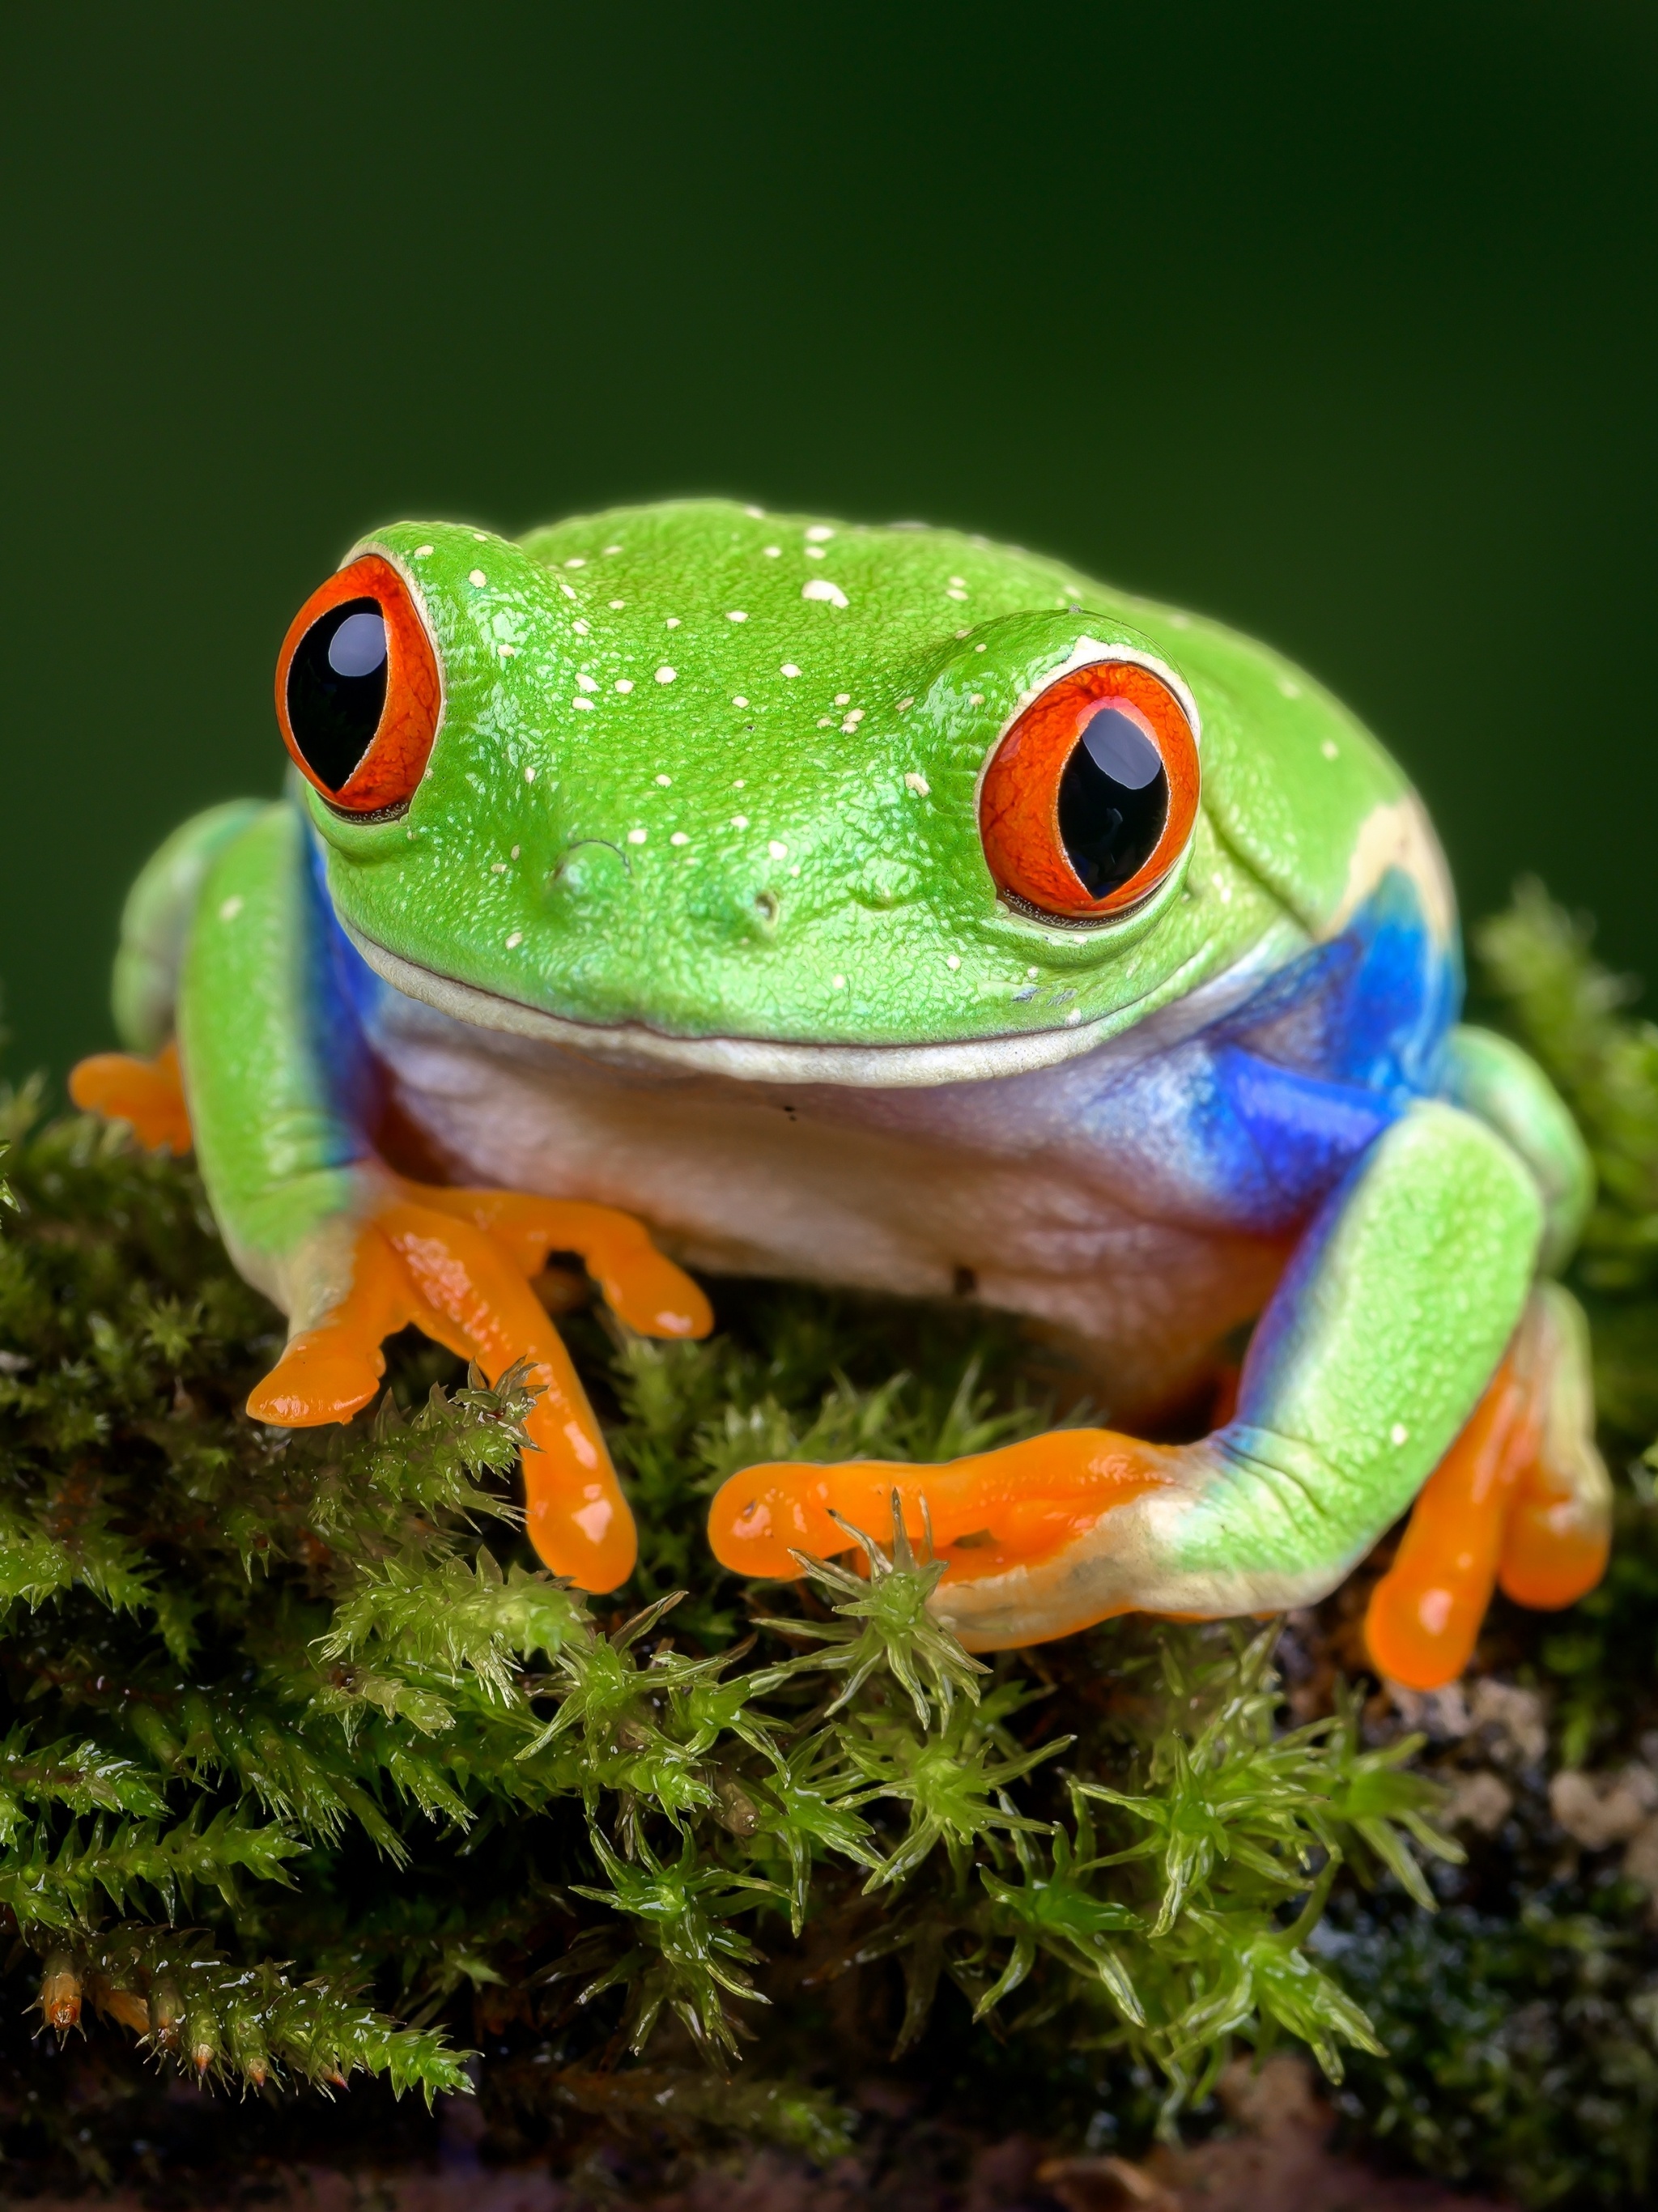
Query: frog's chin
339,919,1231,1091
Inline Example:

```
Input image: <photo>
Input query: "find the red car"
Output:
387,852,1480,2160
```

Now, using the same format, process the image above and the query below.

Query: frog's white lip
340,919,1233,1090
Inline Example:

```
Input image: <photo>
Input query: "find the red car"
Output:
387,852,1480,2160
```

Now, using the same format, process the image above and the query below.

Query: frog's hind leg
1364,1283,1611,1690
69,801,268,1155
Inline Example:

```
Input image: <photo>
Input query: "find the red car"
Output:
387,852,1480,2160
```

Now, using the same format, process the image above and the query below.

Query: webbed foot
69,1044,192,1154
708,1428,1182,1651
250,1177,712,1592
1364,1284,1610,1689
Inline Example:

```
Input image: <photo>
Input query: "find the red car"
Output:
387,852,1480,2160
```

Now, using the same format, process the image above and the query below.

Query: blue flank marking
303,823,389,1151
1038,864,1461,1240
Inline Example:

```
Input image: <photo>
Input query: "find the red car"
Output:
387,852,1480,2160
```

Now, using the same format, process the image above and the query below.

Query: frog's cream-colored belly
371,1000,1287,1418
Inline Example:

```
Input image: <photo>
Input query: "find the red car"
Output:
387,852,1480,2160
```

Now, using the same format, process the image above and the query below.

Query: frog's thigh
924,1101,1544,1650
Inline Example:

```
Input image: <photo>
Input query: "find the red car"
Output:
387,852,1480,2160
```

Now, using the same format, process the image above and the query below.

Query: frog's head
274,501,1277,1084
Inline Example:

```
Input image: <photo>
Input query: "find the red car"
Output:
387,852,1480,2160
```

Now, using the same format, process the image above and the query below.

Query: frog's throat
338,918,1256,1091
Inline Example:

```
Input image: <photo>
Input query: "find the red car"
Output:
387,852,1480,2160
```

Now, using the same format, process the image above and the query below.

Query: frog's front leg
709,1102,1568,1669
101,801,709,1592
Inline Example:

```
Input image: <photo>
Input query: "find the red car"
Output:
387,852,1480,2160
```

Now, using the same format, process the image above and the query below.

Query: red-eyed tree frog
74,501,1610,1690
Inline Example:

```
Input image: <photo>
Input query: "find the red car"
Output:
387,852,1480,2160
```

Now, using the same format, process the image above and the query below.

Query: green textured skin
1443,1025,1592,1270
1180,1104,1543,1584
131,501,1591,1623
177,804,374,1319
113,799,266,1053
304,502,1418,1049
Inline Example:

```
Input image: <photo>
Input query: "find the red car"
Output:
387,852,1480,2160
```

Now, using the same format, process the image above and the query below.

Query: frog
71,499,1612,1692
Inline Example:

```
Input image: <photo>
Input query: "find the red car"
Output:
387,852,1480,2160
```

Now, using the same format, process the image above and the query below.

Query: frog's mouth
339,917,1201,1091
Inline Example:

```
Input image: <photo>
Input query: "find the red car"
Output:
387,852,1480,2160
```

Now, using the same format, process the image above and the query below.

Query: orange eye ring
978,657,1200,920
275,553,442,815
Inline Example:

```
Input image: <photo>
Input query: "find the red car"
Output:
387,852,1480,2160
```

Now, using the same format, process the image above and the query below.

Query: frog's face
274,502,1269,1080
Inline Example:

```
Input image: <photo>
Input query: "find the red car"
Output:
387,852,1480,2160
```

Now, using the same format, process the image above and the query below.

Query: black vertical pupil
1056,704,1168,898
286,598,389,791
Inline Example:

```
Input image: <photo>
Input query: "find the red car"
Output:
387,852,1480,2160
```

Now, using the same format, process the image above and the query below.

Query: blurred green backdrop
3,3,1654,1083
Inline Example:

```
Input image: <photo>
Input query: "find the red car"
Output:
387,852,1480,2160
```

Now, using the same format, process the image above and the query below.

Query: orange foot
70,1043,192,1154
1365,1286,1612,1690
249,1180,712,1593
708,1428,1173,1606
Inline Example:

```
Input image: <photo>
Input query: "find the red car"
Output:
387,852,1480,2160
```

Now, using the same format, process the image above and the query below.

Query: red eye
979,658,1200,919
275,554,441,815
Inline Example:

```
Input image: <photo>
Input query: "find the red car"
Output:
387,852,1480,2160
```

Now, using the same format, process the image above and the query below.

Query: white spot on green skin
491,861,507,874
904,772,930,795
745,505,765,518
670,832,689,846
831,974,846,989
575,673,598,692
1278,677,1302,698
806,525,835,542
524,767,537,784
469,568,487,587
780,663,801,678
218,895,243,922
733,696,749,708
1065,1008,1082,1026
768,840,789,860
1391,1422,1410,1445
473,532,489,542
1027,967,1039,979
413,544,434,558
572,619,589,635
946,955,961,971
802,579,848,608
950,575,966,587
817,717,835,728
572,697,594,711
946,587,967,602
505,931,524,949
665,617,681,629
789,865,801,877
732,814,750,830
733,779,746,789
511,845,521,859
655,666,677,684
835,692,851,706
896,696,914,713
806,545,826,559
610,598,625,610
763,546,780,558
564,558,586,569
727,610,748,622
615,678,635,694
974,642,987,653
560,584,577,601
1322,740,1339,759
969,693,984,706
603,544,622,555
656,773,672,786
627,828,648,845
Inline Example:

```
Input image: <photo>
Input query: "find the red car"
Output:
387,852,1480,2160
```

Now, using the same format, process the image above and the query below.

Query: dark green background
4,4,1654,1083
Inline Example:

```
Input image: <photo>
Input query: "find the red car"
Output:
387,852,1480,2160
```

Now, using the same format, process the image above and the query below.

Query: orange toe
391,1185,712,1340
70,1043,192,1154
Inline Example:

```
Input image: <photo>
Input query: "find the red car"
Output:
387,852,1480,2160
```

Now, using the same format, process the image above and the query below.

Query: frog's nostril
545,840,630,904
